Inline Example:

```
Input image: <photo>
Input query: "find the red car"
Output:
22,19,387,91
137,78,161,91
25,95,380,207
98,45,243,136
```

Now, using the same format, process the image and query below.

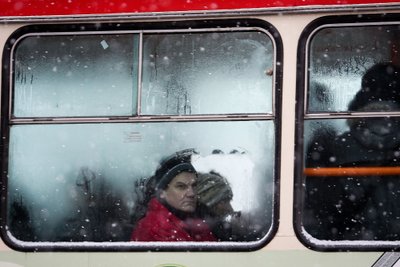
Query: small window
13,34,139,117
2,20,281,251
296,15,400,250
141,32,272,115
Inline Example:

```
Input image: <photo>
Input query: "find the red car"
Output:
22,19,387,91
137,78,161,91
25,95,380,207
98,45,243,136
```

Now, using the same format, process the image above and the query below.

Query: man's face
160,172,197,213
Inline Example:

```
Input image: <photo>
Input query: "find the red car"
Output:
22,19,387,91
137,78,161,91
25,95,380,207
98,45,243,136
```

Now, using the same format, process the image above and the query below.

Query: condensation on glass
141,32,272,115
13,32,273,118
302,24,400,244
13,35,139,117
5,28,276,247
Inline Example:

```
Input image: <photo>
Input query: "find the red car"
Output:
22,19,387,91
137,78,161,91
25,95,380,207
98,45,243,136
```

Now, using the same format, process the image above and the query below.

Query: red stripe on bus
304,167,400,176
0,0,399,17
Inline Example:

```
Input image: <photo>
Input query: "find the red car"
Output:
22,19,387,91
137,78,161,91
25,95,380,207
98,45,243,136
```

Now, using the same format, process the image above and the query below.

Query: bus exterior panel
0,1,400,267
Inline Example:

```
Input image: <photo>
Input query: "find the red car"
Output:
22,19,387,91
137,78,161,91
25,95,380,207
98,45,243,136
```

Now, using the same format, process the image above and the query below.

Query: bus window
2,21,281,251
297,18,400,250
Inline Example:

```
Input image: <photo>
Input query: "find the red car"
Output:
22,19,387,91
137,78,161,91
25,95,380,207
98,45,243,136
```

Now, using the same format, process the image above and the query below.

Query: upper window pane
308,25,400,113
141,31,274,115
13,34,139,117
13,30,274,118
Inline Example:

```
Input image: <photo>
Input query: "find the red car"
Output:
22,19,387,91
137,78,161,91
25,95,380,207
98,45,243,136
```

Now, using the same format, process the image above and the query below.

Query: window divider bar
136,31,143,116
304,111,400,119
8,114,273,125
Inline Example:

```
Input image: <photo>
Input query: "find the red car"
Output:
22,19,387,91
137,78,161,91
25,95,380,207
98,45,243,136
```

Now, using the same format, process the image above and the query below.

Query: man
130,150,216,241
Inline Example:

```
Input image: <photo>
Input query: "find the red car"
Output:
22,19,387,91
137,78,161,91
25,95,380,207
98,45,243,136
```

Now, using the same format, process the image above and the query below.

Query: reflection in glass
7,121,274,242
142,31,273,115
13,34,138,117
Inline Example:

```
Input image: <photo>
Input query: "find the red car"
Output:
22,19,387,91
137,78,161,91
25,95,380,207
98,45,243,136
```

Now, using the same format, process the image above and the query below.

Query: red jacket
131,198,216,241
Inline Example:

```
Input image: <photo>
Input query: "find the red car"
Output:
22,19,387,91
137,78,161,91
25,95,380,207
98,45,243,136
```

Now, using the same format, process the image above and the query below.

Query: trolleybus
1,0,400,266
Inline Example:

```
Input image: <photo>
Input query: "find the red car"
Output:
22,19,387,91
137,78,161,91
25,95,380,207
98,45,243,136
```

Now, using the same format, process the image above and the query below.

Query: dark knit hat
155,149,197,191
348,62,400,111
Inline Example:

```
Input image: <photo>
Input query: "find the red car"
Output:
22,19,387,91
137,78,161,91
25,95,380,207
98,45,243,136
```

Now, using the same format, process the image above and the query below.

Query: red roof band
0,0,399,17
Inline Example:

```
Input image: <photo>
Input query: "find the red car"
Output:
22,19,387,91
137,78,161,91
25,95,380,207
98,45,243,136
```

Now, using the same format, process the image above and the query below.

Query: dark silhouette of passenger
304,62,400,240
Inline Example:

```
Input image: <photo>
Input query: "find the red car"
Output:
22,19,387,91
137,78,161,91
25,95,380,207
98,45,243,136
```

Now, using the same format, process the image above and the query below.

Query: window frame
294,13,400,251
1,19,283,252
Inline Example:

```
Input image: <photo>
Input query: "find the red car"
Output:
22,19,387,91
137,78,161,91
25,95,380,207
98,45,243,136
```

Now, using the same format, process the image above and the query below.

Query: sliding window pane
13,34,138,117
141,31,274,115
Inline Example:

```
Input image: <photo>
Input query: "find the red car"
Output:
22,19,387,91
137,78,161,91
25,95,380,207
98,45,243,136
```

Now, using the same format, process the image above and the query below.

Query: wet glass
303,118,400,240
13,34,139,117
303,24,400,244
7,121,274,242
307,25,400,113
6,27,277,247
141,31,274,115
